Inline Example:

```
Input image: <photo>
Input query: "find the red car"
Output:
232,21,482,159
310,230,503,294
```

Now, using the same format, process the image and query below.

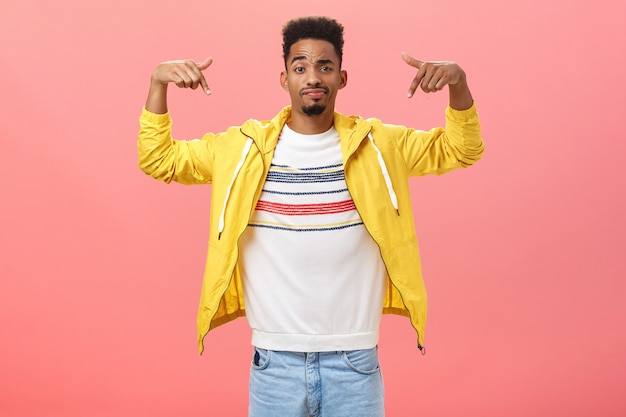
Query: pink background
2,0,625,416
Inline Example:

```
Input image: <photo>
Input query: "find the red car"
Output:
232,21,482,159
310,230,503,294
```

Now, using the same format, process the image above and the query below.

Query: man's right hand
152,57,213,95
145,57,213,114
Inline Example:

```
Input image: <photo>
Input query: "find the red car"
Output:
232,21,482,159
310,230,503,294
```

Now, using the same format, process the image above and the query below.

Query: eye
294,67,305,73
321,66,331,71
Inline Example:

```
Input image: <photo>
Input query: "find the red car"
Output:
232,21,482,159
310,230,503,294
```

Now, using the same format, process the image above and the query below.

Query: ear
339,69,348,89
280,70,289,91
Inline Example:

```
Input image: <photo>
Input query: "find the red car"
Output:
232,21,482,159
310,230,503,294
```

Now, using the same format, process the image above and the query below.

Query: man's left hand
402,53,467,98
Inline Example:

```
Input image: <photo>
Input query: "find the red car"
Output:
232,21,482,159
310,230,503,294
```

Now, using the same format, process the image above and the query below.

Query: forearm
145,81,169,114
448,74,473,111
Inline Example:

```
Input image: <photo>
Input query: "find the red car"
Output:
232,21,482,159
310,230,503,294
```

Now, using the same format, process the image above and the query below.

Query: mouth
301,87,328,99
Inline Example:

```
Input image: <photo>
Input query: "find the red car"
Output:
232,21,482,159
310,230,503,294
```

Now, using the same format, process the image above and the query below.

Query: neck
287,108,335,134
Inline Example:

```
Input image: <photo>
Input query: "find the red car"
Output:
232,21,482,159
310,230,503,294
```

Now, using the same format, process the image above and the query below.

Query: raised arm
402,52,473,111
145,57,213,114
390,53,483,176
138,57,216,185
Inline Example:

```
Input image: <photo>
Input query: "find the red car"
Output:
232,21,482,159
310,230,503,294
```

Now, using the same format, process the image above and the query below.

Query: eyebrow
290,56,336,66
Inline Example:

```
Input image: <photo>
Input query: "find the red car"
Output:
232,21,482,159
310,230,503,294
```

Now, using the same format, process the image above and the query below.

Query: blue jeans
249,347,384,417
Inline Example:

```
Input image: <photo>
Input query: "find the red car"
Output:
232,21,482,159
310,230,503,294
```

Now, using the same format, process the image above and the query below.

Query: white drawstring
367,133,399,215
218,133,397,239
218,138,253,239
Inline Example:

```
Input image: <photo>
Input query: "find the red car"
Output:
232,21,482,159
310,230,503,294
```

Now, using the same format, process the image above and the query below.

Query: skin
279,39,347,134
144,40,474,130
401,52,473,111
145,57,213,115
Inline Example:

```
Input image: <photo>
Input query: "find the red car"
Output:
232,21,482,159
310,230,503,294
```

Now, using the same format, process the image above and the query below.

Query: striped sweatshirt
238,124,387,352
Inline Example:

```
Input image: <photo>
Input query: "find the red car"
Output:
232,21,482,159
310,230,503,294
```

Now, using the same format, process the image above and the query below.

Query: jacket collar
240,106,372,160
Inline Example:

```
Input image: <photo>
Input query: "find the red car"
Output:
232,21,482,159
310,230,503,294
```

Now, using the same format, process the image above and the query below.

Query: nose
305,69,322,86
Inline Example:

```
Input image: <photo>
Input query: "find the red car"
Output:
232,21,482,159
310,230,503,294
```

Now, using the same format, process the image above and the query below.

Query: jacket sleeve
393,102,484,176
137,107,214,185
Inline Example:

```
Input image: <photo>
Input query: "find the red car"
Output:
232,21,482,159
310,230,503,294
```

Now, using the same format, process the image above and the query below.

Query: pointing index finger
403,52,426,98
197,57,213,94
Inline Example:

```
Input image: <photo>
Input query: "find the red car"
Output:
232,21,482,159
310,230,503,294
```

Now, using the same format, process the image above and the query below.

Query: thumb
198,57,213,70
402,52,423,69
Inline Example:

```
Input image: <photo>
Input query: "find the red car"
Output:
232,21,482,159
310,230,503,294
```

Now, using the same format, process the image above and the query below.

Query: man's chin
302,104,326,116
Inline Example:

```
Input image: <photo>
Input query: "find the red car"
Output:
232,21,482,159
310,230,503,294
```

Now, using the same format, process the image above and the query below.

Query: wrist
449,68,467,89
448,76,473,111
150,73,168,88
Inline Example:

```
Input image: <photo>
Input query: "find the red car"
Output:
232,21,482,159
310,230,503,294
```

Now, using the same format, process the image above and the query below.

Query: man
138,16,483,417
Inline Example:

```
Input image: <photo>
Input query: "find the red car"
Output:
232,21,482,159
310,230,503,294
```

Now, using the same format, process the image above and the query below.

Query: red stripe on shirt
255,199,356,216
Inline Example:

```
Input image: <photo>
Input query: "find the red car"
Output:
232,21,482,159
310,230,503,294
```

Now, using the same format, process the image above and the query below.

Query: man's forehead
288,39,338,62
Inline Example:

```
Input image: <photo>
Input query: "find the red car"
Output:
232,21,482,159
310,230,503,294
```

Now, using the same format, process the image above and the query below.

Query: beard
302,103,326,116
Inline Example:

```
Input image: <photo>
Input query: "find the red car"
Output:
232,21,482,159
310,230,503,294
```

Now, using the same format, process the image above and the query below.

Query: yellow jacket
138,104,484,354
